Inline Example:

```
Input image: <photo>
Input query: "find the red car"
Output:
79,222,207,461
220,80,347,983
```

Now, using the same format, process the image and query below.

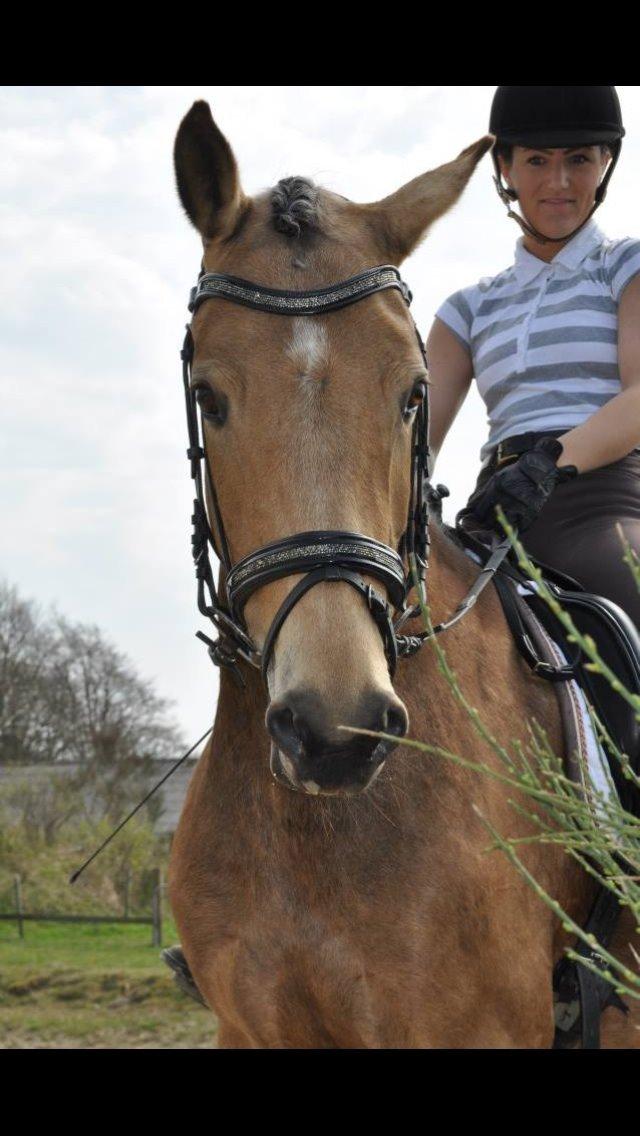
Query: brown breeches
465,448,640,631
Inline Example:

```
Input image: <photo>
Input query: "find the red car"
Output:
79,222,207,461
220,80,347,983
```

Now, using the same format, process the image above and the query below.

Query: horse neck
196,524,589,970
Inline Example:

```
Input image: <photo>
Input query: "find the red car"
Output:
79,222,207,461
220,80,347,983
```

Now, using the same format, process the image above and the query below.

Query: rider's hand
461,437,578,534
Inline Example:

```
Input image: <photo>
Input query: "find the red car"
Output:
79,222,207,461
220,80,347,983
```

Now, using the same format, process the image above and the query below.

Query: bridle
181,263,508,689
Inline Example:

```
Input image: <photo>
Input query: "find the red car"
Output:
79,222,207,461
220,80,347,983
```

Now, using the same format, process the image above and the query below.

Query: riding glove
460,437,578,534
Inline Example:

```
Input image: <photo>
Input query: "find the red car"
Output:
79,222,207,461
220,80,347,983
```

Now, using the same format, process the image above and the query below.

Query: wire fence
0,869,164,946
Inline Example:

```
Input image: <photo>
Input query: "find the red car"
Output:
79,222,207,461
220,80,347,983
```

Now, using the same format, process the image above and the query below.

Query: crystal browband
189,266,412,316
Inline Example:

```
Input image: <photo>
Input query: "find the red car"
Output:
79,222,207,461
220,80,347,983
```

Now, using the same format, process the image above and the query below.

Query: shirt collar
512,217,606,285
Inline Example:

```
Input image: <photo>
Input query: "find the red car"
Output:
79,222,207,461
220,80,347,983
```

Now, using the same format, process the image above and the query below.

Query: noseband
181,264,472,689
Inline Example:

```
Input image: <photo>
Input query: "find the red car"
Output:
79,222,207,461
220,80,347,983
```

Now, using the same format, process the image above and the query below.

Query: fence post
14,875,24,940
151,868,163,947
123,870,131,919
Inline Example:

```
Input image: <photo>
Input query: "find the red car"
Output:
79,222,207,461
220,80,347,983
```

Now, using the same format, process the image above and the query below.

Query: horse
167,100,639,1048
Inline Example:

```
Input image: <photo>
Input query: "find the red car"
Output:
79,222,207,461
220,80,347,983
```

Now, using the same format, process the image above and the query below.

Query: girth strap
553,886,629,1049
261,565,398,682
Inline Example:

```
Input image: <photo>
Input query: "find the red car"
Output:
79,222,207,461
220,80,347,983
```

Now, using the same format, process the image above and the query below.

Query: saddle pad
515,581,619,821
461,546,618,817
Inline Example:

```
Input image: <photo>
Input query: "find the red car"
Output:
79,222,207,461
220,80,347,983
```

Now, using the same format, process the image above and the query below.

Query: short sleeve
434,287,474,350
606,238,640,302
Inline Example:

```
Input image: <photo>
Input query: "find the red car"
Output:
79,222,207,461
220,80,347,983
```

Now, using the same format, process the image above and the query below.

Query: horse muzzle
266,688,408,796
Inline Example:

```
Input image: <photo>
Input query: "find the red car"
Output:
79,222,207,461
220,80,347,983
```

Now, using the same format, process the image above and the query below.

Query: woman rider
427,86,640,630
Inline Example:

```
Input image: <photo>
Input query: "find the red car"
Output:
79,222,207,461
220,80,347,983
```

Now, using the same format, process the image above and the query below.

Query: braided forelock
271,176,320,238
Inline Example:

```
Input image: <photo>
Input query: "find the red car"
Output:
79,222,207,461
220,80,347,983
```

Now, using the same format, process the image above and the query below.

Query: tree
0,579,185,823
0,581,60,764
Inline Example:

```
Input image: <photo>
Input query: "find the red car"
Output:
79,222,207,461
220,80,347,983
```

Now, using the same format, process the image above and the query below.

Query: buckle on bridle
195,630,247,688
398,279,413,305
365,583,389,619
532,659,576,681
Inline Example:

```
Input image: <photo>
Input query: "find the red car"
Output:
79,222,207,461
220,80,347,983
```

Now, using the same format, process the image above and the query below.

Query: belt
483,430,567,472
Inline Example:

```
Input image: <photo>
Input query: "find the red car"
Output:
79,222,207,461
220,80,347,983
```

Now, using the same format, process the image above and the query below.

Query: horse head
175,101,491,797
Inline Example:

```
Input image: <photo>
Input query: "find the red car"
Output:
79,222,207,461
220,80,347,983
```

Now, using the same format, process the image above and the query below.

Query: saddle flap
523,583,640,812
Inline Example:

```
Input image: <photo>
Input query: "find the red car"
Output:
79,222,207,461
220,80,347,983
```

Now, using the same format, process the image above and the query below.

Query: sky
2,85,640,743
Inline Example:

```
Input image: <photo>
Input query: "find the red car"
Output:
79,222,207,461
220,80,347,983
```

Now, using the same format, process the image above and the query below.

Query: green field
0,919,218,1049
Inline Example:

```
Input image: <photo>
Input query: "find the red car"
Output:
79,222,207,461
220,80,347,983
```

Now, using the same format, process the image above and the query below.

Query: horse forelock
204,179,374,290
271,176,321,239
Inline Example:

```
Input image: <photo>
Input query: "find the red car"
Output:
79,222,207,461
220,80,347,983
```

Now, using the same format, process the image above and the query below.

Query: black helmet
489,86,625,240
490,86,624,150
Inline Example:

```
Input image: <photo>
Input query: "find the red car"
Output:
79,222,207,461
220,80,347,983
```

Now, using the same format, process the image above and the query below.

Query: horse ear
364,135,495,263
174,101,248,241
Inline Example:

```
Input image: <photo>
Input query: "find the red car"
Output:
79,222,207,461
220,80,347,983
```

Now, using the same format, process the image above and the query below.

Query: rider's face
498,145,610,245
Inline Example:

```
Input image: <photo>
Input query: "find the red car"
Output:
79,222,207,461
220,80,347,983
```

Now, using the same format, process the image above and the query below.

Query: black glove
460,437,578,534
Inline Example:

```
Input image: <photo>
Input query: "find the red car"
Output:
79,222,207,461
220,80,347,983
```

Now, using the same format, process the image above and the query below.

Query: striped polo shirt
435,218,640,462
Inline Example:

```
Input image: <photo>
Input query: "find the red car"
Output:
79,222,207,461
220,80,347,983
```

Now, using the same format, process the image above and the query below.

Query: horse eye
403,381,426,418
194,384,226,424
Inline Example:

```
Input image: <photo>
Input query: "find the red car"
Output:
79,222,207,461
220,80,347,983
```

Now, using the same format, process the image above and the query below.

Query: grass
0,919,218,1049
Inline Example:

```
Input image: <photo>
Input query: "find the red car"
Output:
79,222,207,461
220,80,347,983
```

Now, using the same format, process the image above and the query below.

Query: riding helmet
488,86,625,238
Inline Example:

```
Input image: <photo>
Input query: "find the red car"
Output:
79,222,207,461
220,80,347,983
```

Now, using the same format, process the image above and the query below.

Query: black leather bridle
181,263,509,688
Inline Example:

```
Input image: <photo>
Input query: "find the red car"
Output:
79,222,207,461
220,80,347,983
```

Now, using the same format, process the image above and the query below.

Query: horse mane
271,176,320,238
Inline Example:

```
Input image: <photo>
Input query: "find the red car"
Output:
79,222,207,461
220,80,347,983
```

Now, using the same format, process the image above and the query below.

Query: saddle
447,523,640,812
448,521,640,1048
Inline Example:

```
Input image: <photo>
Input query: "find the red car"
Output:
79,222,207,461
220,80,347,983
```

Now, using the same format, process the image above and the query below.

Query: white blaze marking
286,318,329,377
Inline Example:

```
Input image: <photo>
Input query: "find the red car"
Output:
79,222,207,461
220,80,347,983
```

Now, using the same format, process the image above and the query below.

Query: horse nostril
265,702,305,759
383,702,409,739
